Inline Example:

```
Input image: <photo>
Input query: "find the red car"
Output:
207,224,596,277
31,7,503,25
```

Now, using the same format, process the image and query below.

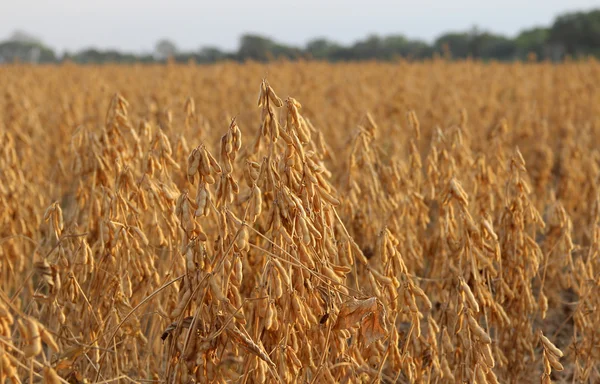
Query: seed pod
209,275,228,302
223,156,233,175
256,360,267,383
252,185,263,218
467,314,491,344
271,118,280,141
235,226,249,252
267,86,283,107
297,215,311,245
271,268,284,299
279,227,294,245
296,118,311,143
264,302,275,330
404,288,419,313
481,343,495,368
369,268,393,285
368,272,382,298
171,289,191,318
257,82,266,107
195,184,210,217
40,326,60,352
411,284,432,311
475,364,488,384
460,277,480,312
55,203,64,231
261,113,270,137
290,292,305,323
412,312,422,338
122,273,133,298
540,333,563,357
204,173,216,185
546,351,564,371
271,258,291,287
441,357,455,381
23,319,42,357
199,148,211,177
486,371,500,384
187,148,201,179
257,289,268,317
232,125,242,152
43,366,62,384
449,178,469,206
231,256,243,287
185,245,196,272
1,353,18,382
224,131,234,155
287,346,302,368
205,149,222,174
539,291,548,319
130,226,149,246
230,177,240,195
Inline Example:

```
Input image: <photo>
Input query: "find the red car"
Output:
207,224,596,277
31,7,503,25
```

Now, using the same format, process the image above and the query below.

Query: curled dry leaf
334,297,377,330
360,303,388,345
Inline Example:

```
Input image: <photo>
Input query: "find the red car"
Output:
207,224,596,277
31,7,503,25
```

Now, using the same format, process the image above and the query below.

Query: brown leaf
360,304,388,345
334,297,378,331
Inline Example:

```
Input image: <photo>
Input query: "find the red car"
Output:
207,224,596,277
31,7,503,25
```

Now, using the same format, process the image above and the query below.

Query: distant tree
351,35,383,59
238,34,275,61
70,49,141,64
198,46,226,63
0,30,56,63
515,27,550,60
305,38,342,60
271,43,302,60
473,32,517,60
382,35,433,59
9,30,42,45
3,8,600,65
328,47,356,61
433,27,517,61
549,10,600,57
154,39,178,60
0,41,56,63
434,32,472,58
381,35,409,59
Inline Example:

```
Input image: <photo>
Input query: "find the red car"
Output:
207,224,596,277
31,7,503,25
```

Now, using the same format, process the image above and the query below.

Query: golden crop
1,60,600,383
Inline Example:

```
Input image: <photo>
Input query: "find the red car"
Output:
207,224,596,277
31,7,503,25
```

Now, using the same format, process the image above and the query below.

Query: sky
1,0,598,54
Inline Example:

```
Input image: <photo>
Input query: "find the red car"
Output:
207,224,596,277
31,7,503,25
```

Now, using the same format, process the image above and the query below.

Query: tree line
1,9,599,64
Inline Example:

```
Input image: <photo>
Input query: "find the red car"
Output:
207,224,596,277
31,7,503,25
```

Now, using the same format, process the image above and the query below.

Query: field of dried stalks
1,60,599,383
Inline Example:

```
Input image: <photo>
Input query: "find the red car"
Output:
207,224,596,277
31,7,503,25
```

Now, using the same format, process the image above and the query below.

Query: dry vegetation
1,60,600,383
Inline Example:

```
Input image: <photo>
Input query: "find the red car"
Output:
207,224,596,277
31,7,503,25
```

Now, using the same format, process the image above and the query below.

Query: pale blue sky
1,0,597,53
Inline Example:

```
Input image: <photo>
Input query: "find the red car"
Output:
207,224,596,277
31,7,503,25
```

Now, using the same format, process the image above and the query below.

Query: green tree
71,49,141,64
473,32,516,60
382,35,432,59
237,34,275,61
351,35,384,59
198,46,226,63
237,34,300,61
515,27,550,60
434,32,472,58
305,38,342,60
549,10,600,57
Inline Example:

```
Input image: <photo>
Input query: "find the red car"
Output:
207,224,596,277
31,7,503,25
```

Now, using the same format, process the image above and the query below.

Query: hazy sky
1,0,598,54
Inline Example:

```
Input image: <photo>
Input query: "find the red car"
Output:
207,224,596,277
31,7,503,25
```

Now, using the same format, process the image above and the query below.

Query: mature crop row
1,61,599,383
